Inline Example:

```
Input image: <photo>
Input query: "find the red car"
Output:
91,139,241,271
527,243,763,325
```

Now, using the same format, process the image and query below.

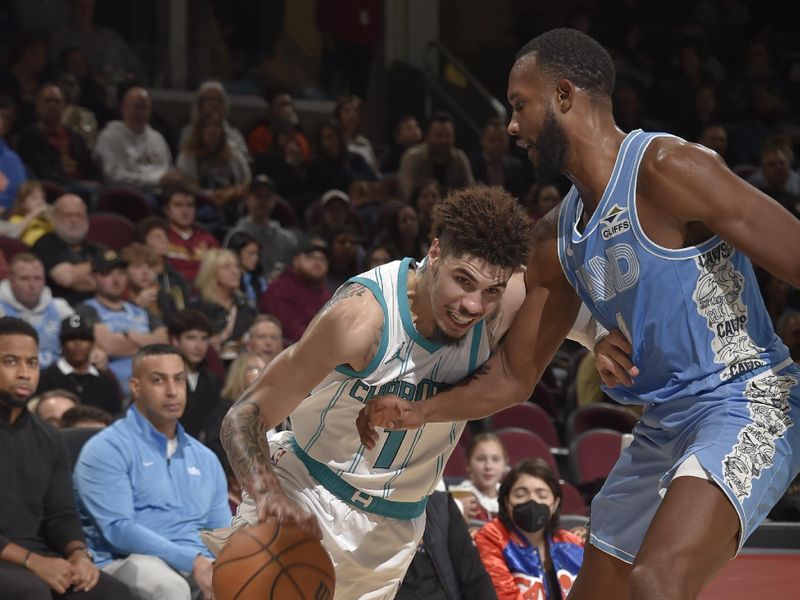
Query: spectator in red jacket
259,234,332,344
475,459,584,600
163,187,219,283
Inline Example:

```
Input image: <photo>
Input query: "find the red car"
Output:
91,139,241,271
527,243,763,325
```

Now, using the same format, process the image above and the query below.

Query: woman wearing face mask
475,458,584,599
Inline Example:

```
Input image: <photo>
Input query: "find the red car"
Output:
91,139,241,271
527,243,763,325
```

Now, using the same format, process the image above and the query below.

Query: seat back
527,384,561,422
443,444,468,482
560,481,588,516
0,236,30,260
495,428,559,475
491,402,560,447
86,213,136,251
60,426,104,469
443,428,474,483
569,428,623,484
559,514,589,531
566,403,639,443
95,187,153,223
41,180,67,203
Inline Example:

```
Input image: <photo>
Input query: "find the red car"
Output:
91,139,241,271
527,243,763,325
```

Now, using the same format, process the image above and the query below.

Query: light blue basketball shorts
589,359,800,563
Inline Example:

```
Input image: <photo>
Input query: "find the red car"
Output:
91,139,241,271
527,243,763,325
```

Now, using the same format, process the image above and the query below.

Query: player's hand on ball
256,489,323,541
192,555,215,600
595,330,639,387
357,396,423,449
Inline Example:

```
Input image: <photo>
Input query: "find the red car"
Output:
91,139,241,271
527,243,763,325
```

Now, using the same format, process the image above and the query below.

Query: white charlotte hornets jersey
289,258,491,511
556,129,790,406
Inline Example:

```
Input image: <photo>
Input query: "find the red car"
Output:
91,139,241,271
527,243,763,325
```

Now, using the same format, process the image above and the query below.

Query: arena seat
95,186,153,223
560,481,588,516
86,213,136,251
495,428,559,475
491,402,561,448
41,180,67,204
443,444,468,482
60,426,104,469
566,403,639,444
569,428,623,484
0,236,31,260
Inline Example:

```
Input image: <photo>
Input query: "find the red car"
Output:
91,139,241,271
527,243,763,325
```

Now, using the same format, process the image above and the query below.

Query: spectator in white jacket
94,85,187,196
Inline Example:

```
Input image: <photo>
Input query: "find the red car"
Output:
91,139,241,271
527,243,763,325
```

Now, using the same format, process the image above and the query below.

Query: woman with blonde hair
176,109,250,208
221,351,289,439
220,351,267,404
178,80,250,160
4,180,52,244
190,248,256,359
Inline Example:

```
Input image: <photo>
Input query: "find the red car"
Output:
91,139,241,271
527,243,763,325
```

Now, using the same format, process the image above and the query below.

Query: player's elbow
497,353,541,406
506,375,538,407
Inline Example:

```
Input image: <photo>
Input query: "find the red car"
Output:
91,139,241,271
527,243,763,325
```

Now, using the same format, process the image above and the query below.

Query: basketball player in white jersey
220,185,604,599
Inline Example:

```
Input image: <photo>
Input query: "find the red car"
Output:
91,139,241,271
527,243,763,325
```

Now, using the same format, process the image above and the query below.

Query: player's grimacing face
429,245,511,344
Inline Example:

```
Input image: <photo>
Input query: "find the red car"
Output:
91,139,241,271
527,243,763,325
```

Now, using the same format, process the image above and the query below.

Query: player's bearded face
533,103,569,182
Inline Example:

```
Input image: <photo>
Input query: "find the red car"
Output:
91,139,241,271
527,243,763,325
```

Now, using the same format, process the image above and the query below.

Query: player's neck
407,264,435,337
566,122,627,213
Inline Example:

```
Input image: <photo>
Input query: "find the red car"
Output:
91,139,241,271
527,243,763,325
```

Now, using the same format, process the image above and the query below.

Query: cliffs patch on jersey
600,203,630,240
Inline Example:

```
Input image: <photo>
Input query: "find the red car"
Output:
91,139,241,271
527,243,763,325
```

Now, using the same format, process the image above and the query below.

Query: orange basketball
212,521,335,600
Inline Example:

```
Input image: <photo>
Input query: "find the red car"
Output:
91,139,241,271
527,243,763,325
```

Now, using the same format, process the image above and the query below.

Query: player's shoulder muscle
303,282,386,372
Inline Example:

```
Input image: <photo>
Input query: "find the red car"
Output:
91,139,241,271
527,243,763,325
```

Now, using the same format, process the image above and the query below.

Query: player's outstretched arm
641,138,800,287
358,214,582,447
221,283,383,533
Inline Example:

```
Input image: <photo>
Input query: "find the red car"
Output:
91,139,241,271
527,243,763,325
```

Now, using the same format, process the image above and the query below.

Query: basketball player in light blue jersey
221,186,589,599
359,29,800,600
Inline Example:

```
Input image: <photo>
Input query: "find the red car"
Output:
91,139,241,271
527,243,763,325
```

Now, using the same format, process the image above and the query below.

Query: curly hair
516,28,615,100
430,185,531,268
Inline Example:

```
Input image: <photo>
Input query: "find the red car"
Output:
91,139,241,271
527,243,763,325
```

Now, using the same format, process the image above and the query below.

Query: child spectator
450,433,509,523
5,180,52,245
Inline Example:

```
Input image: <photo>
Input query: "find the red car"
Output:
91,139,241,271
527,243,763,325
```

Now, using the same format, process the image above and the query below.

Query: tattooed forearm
318,282,368,317
453,361,492,388
220,399,277,498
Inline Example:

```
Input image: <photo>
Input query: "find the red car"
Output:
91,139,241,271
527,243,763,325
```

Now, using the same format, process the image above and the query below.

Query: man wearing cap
312,189,359,240
224,174,297,279
37,314,123,416
259,234,332,345
75,250,167,396
0,252,74,368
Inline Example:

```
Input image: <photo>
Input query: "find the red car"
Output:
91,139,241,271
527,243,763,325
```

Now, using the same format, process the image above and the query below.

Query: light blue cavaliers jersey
557,129,790,406
290,258,491,504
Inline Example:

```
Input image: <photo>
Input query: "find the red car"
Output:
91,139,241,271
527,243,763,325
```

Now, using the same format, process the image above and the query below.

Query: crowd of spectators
1,0,800,598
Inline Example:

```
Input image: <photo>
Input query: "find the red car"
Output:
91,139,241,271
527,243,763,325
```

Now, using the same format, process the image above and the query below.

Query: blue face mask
511,500,550,533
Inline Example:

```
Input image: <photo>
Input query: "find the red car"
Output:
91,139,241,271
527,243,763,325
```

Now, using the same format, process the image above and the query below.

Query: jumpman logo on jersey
384,341,407,365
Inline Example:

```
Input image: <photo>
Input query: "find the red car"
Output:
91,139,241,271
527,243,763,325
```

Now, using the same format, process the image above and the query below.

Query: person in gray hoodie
0,252,73,367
